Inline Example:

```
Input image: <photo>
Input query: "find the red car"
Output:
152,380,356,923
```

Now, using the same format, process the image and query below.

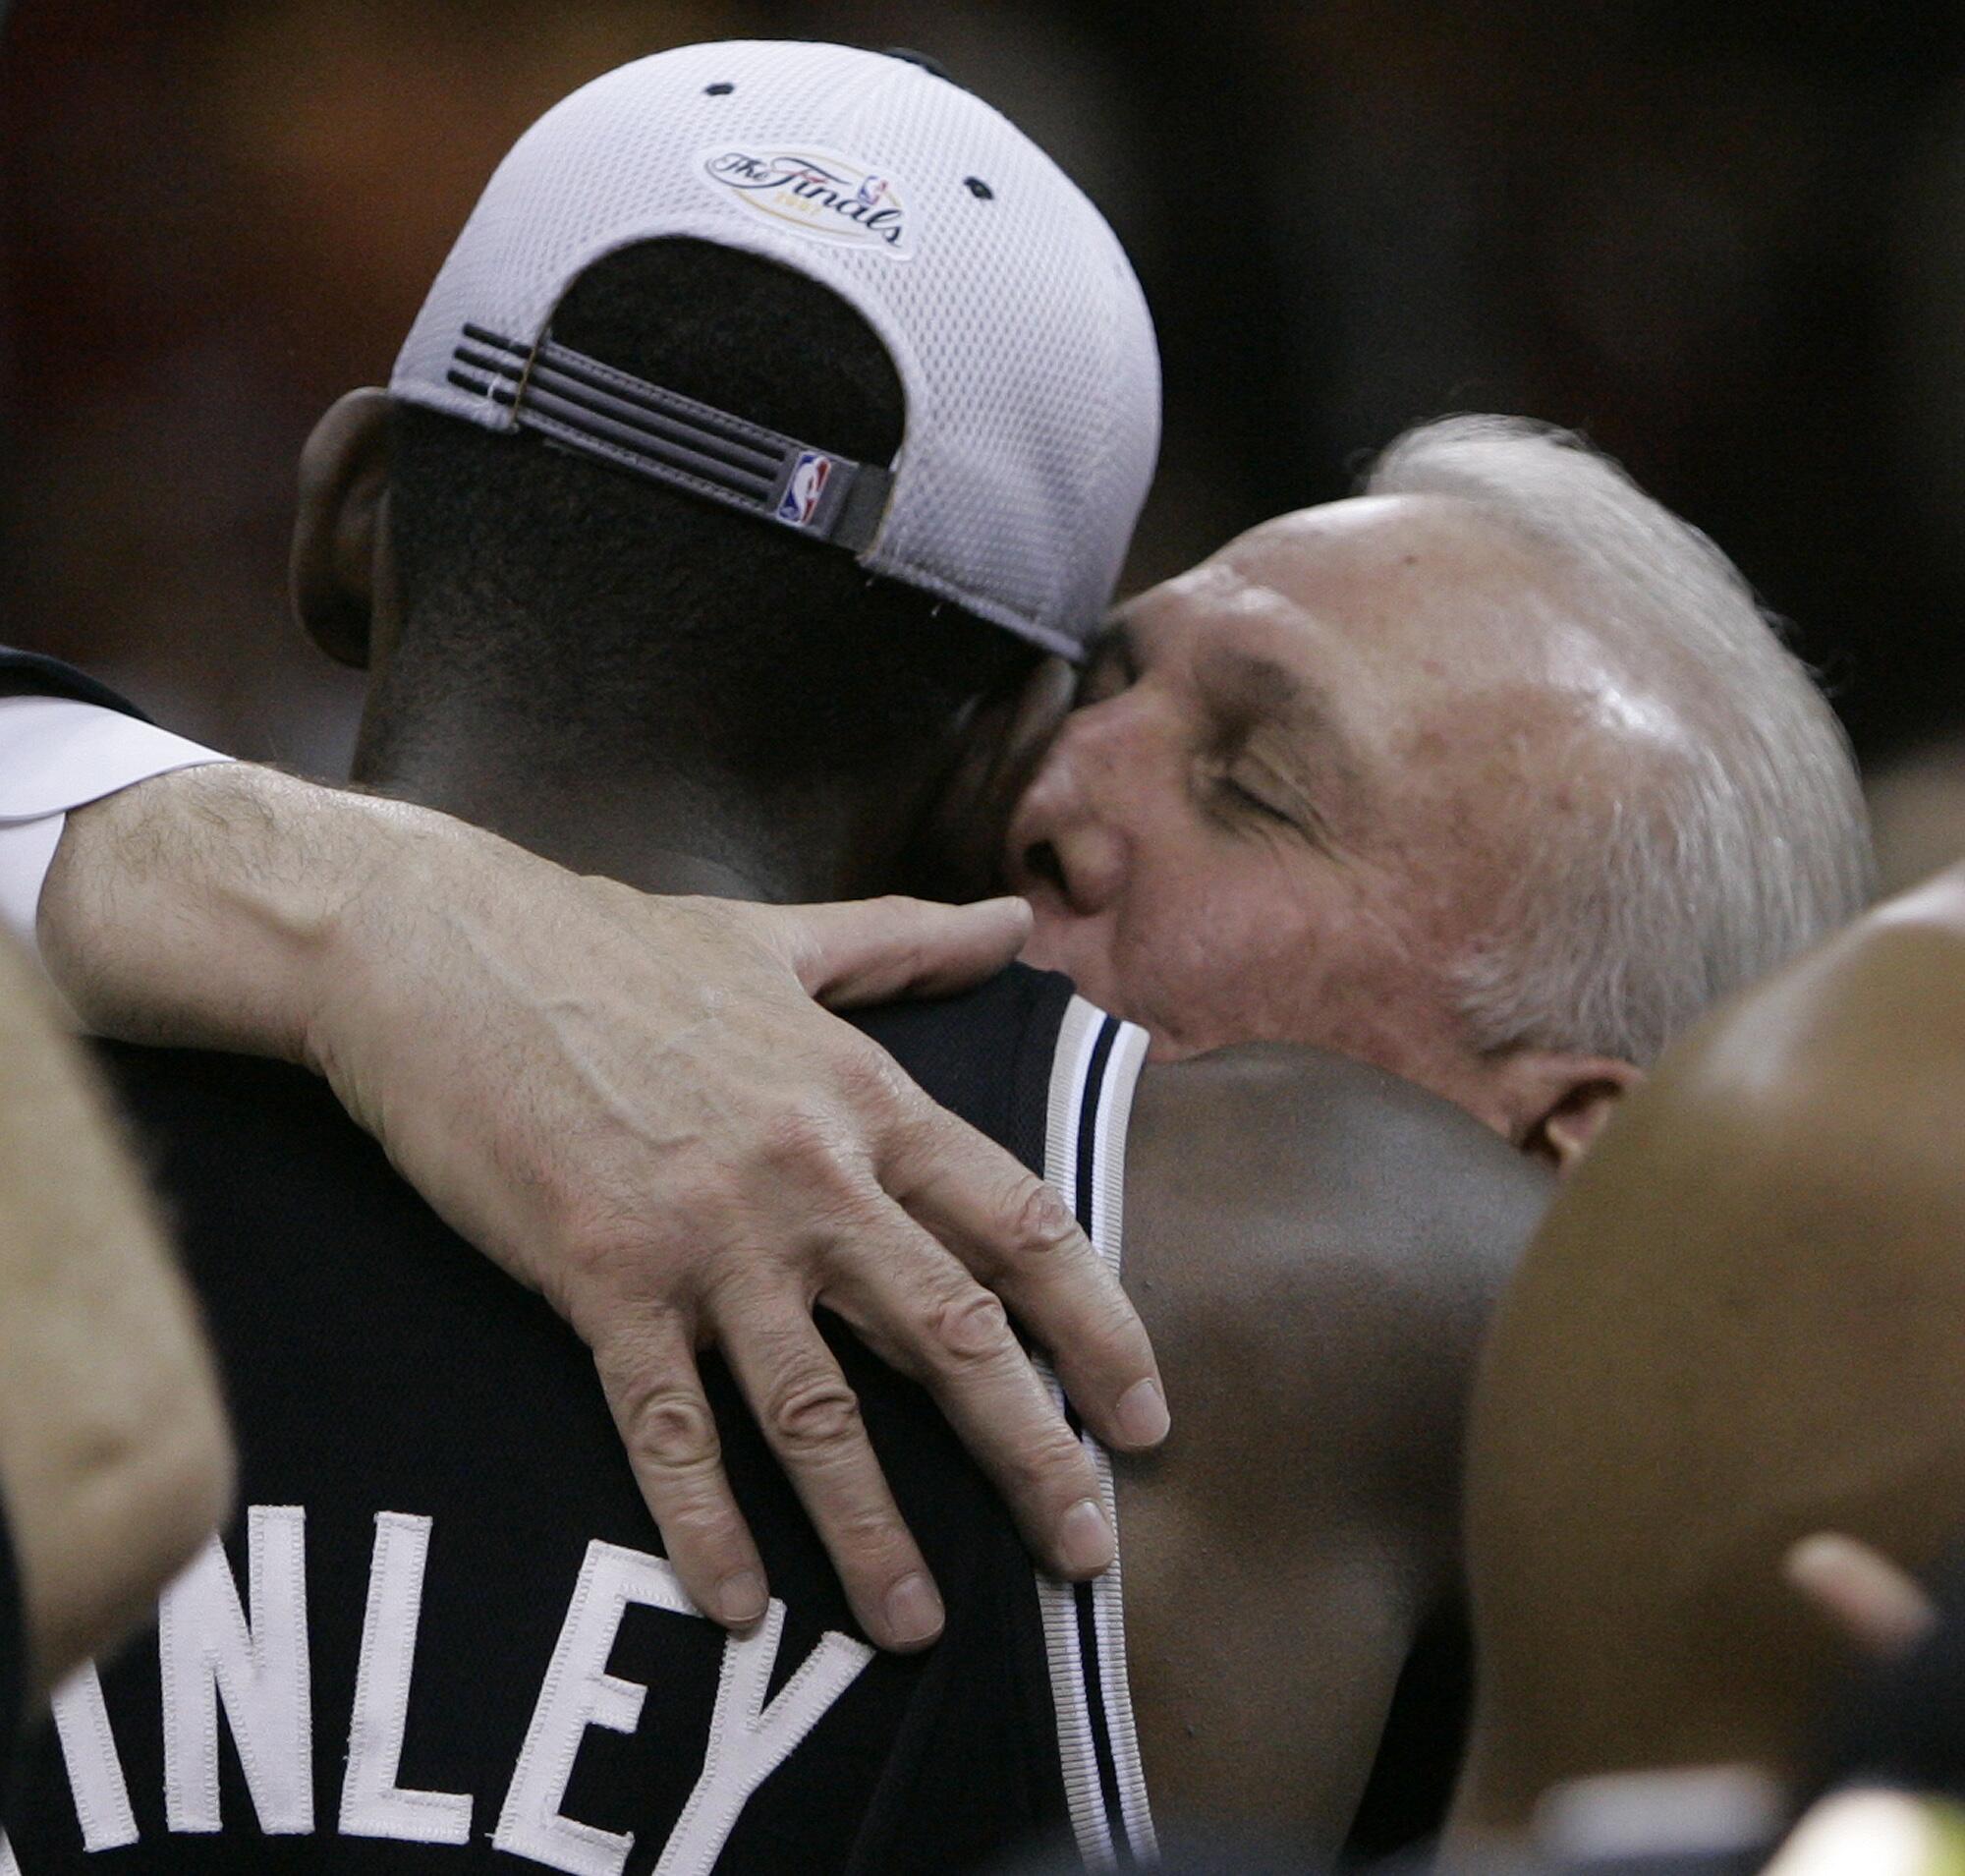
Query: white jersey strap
1036,995,1155,1870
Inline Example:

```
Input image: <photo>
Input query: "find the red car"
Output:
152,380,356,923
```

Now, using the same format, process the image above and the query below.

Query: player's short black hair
382,238,1036,781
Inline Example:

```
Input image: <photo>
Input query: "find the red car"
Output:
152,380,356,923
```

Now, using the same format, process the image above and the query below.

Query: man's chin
1016,930,1193,1058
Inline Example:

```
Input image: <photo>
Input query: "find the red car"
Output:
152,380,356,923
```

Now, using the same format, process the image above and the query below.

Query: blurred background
5,0,1965,888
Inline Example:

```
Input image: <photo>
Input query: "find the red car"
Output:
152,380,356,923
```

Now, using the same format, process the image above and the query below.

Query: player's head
290,42,1158,851
1450,892,1965,1842
1006,419,1872,1164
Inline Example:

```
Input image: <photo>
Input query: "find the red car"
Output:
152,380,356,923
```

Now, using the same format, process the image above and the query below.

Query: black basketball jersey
0,649,151,718
0,968,1153,1876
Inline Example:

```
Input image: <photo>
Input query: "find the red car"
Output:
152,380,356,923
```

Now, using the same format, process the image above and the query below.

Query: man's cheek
1190,894,1327,1038
1108,890,1269,1050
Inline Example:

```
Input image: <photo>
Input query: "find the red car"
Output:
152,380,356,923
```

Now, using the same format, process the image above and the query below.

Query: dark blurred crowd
9,0,1965,834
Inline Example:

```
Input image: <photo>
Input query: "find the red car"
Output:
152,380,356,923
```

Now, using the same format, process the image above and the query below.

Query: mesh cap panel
392,40,1161,657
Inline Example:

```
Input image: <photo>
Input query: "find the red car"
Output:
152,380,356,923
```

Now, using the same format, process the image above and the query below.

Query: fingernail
1058,1498,1115,1575
885,1572,944,1646
1114,1378,1169,1448
716,1569,767,1624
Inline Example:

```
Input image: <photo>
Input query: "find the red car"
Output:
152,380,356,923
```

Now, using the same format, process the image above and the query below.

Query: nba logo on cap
778,451,833,528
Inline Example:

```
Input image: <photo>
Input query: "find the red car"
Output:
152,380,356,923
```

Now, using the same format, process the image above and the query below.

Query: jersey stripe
1036,996,1154,1870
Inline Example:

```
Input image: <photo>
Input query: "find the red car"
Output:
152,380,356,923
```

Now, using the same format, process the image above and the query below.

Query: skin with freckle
1008,494,1660,1158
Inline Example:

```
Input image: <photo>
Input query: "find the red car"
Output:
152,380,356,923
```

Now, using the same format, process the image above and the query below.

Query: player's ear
292,388,394,669
1505,1053,1646,1172
908,655,1078,901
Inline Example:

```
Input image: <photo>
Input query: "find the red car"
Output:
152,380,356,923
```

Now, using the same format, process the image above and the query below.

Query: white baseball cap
391,40,1161,659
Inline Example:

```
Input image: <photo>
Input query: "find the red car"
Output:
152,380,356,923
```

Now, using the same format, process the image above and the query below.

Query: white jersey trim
1036,995,1155,1870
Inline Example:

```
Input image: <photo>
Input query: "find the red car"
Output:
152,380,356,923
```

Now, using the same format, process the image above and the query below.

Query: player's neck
360,737,923,905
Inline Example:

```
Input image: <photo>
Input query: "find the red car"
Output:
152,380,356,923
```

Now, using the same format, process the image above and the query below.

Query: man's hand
41,765,1169,1651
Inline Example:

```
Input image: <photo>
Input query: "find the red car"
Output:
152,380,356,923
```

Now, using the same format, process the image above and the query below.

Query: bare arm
37,762,1167,1650
0,933,233,1703
1116,1046,1548,1854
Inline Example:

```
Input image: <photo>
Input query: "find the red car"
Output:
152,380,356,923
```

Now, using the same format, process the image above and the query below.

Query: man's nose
1007,699,1153,917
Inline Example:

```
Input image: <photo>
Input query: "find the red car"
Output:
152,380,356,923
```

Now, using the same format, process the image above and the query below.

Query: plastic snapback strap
445,324,895,552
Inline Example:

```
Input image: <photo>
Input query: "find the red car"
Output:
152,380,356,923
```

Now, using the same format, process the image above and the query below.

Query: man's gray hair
1364,415,1875,1067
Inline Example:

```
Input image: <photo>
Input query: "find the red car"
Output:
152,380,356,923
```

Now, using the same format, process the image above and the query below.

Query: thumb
764,895,1034,1007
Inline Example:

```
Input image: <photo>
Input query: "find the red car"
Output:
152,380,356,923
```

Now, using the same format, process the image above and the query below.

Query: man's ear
907,656,1078,901
291,388,394,669
1501,1053,1646,1172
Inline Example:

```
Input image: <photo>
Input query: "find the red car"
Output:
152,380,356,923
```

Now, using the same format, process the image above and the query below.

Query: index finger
885,1100,1168,1454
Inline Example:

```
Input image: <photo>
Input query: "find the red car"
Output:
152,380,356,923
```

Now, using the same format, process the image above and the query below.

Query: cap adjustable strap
445,324,894,552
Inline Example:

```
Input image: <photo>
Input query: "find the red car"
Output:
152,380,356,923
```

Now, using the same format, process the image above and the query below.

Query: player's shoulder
1124,1042,1550,1492
1130,1041,1550,1303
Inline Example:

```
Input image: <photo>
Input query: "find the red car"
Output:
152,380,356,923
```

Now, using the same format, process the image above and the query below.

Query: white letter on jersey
653,1600,870,1876
159,1505,313,1834
51,1663,139,1848
496,1541,696,1876
339,1512,471,1845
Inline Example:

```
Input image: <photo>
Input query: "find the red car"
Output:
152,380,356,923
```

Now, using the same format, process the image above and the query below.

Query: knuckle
829,1038,912,1122
758,1102,855,1180
1002,1422,1094,1502
558,1192,679,1285
864,895,925,954
1004,1178,1084,1263
622,1384,722,1476
923,1285,1014,1368
832,1502,909,1567
763,1371,865,1455
881,1096,948,1174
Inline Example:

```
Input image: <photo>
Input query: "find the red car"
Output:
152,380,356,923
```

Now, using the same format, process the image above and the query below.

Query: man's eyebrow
1199,642,1353,762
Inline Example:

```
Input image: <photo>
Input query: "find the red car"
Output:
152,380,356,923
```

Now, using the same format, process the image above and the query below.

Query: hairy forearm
0,934,233,1698
30,760,1163,1642
37,764,432,1059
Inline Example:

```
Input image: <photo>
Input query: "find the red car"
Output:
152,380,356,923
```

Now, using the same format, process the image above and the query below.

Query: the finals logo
700,147,913,257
